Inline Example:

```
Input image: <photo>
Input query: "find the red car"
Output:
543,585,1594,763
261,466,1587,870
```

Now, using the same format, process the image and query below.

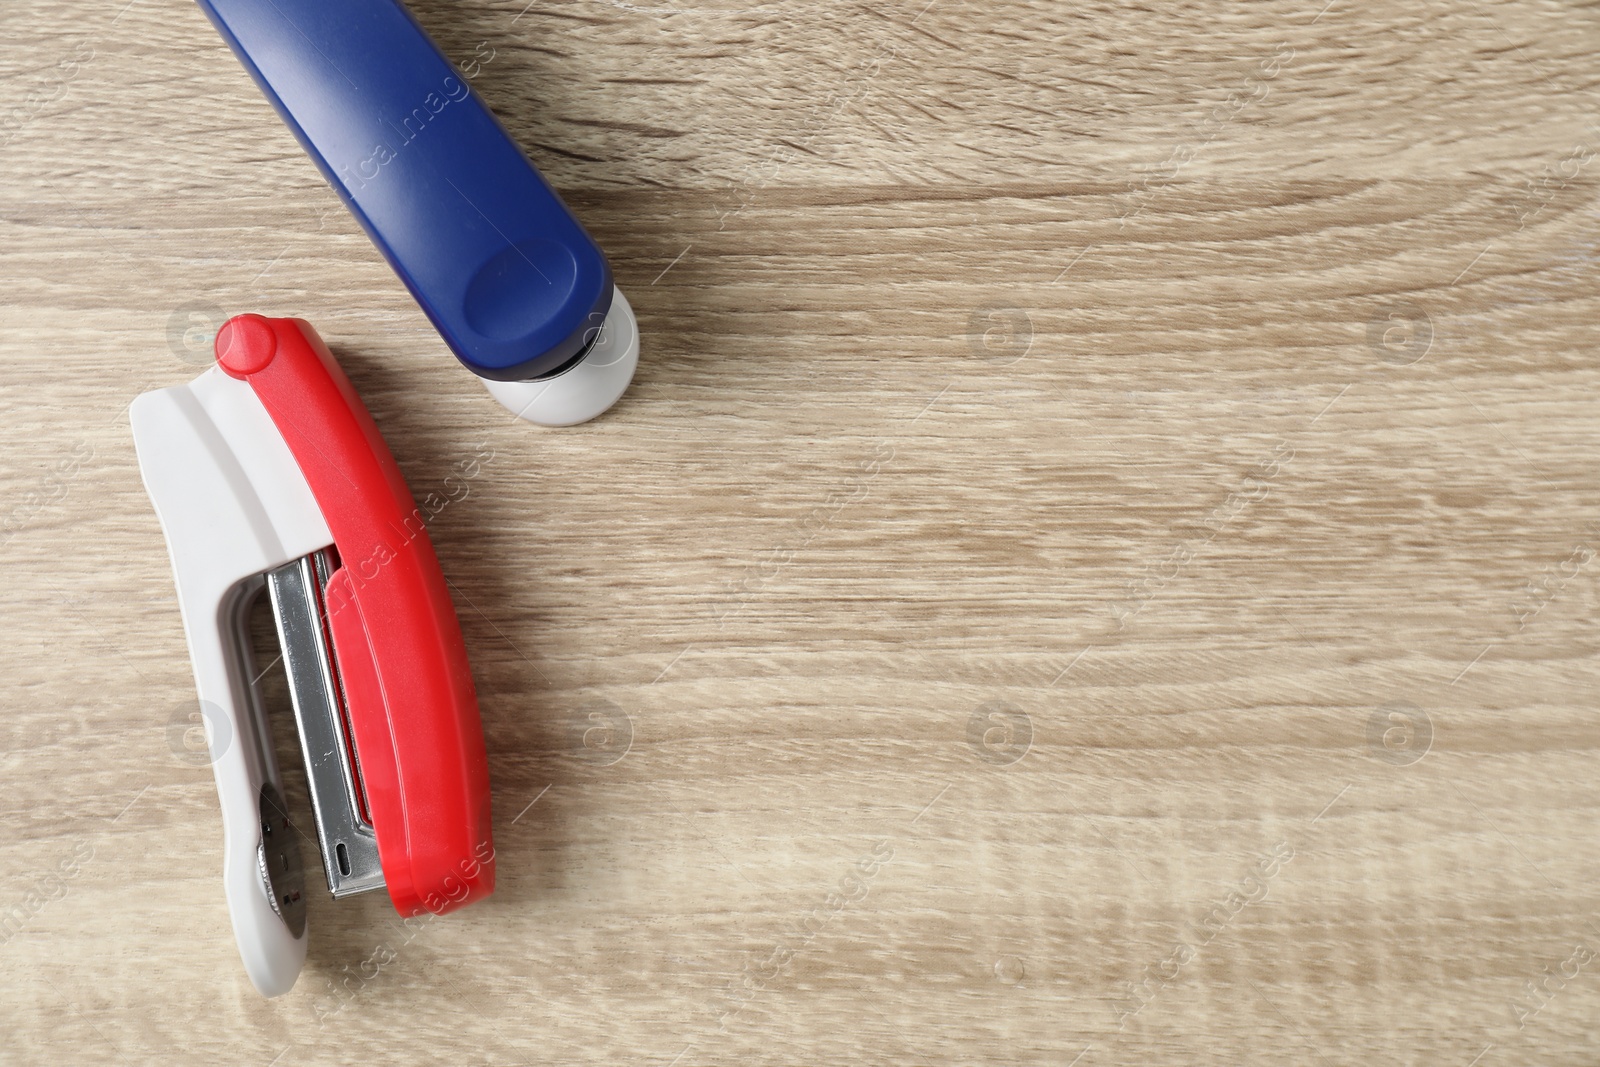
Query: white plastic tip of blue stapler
482,286,639,427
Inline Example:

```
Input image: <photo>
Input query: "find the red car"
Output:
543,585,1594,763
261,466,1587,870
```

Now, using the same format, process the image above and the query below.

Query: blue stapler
195,0,639,425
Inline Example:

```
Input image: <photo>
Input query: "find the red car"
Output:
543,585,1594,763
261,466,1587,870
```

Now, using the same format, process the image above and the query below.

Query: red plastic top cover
216,314,494,916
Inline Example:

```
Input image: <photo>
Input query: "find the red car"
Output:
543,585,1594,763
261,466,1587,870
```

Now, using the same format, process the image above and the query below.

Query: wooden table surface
4,0,1599,1062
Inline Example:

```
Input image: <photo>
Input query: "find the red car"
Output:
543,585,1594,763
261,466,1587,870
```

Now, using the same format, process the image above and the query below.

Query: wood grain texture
3,0,1600,1062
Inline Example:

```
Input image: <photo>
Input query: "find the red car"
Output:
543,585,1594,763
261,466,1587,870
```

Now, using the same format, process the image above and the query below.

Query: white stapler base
132,367,333,996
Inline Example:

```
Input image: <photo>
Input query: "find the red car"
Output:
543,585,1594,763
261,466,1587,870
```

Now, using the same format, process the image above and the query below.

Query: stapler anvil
132,314,494,996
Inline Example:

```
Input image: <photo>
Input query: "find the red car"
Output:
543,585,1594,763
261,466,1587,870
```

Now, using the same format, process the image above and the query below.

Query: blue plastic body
195,0,613,382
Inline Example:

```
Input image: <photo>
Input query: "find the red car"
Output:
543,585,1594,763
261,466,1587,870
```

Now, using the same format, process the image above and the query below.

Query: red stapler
131,315,494,996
